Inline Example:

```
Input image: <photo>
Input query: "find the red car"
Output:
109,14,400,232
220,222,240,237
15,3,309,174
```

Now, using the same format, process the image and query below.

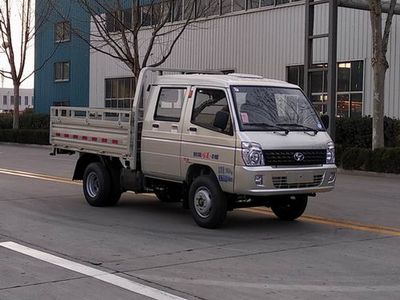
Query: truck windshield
231,86,324,132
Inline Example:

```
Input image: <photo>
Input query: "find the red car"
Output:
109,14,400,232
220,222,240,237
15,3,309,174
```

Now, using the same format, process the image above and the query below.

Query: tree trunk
12,83,20,129
369,0,385,150
372,62,386,149
369,0,396,150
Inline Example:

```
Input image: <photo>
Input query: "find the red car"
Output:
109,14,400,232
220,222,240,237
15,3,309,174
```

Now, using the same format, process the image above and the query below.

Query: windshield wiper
276,123,319,135
247,123,289,135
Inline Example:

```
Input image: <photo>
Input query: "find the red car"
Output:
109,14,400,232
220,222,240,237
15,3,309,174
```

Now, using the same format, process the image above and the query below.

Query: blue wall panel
34,0,90,113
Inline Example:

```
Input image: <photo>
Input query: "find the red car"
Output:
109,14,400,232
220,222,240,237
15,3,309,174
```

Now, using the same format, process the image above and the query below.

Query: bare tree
0,0,52,129
368,0,397,149
53,0,216,85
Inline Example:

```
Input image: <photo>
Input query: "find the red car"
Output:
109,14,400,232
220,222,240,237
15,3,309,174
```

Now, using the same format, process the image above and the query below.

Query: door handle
188,127,197,132
152,123,159,129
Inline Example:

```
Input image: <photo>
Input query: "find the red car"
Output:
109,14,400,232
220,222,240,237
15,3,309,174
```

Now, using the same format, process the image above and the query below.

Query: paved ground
0,143,399,300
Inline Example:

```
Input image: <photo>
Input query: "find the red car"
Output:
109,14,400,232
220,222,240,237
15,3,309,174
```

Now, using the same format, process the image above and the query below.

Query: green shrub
364,148,400,174
0,114,12,129
341,147,400,174
341,147,371,170
335,144,343,167
384,117,400,147
19,113,50,129
336,117,372,148
0,112,49,129
0,129,49,145
335,116,400,149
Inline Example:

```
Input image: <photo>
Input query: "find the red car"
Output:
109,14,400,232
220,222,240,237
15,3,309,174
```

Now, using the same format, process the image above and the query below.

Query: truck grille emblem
293,152,305,162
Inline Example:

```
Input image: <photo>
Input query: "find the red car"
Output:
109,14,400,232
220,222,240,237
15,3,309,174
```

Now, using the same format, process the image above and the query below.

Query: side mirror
214,110,229,131
321,114,329,129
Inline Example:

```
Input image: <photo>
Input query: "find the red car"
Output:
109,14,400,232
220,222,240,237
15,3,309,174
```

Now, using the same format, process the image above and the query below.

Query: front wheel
270,195,308,221
189,175,227,229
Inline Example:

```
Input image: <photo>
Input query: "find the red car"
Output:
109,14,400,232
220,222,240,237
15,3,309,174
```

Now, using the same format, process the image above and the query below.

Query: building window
309,63,328,115
3,95,7,105
25,96,29,106
197,0,219,17
140,2,177,26
55,21,71,42
53,100,70,106
287,65,304,90
154,87,186,122
106,9,132,32
233,0,246,12
221,0,231,14
173,0,183,21
54,62,70,82
19,96,21,105
105,77,135,109
276,0,290,4
261,0,275,6
247,0,260,9
337,61,363,118
11,96,14,105
287,60,364,118
103,1,302,28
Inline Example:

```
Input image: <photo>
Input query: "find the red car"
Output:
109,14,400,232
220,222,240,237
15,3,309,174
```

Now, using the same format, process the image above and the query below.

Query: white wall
0,88,34,112
89,2,400,118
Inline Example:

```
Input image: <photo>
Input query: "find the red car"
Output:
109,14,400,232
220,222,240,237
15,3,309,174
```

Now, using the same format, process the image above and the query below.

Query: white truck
50,68,336,228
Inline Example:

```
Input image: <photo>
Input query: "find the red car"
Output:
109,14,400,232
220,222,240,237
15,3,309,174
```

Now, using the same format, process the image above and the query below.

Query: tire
189,175,227,229
271,195,308,221
108,186,122,206
108,166,122,206
83,162,113,207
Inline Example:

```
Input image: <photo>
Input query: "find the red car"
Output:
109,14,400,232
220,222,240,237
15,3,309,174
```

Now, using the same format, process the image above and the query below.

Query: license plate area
287,173,314,184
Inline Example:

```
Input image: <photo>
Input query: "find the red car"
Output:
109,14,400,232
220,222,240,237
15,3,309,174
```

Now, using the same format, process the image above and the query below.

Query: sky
0,0,35,89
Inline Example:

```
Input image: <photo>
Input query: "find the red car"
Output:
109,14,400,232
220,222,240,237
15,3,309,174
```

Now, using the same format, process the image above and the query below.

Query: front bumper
234,165,337,196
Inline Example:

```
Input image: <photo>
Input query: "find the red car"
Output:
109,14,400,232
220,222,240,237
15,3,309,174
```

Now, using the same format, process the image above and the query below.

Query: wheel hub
194,188,212,218
86,172,100,198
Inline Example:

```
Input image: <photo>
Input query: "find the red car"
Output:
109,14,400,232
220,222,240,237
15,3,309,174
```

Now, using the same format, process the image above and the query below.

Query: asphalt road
0,143,399,300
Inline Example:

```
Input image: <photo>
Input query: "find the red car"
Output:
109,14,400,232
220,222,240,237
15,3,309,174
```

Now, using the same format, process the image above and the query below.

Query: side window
154,87,186,122
192,88,232,135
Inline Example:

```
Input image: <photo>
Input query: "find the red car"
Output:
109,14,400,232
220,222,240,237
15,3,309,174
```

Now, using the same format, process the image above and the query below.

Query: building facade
35,0,400,119
0,88,34,113
34,0,91,113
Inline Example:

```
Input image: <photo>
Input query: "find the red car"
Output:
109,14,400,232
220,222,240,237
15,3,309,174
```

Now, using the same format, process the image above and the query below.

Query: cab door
141,86,189,181
181,87,236,193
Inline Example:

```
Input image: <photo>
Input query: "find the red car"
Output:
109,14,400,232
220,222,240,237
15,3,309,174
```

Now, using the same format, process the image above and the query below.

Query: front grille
272,175,324,189
263,149,326,166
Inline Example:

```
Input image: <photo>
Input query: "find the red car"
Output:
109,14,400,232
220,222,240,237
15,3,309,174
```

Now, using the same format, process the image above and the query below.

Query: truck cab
50,69,336,229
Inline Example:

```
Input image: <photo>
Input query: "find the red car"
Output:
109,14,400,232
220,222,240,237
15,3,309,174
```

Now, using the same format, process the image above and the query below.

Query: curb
337,168,400,179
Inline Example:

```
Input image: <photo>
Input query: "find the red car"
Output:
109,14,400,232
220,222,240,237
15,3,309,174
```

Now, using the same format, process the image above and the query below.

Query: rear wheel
270,195,308,221
189,175,227,229
108,165,122,206
83,162,117,207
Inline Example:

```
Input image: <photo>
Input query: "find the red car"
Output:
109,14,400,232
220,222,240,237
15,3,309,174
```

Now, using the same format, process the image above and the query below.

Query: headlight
241,142,265,166
326,141,335,164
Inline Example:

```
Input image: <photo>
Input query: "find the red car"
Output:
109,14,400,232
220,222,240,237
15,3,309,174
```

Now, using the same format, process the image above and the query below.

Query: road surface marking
0,241,187,300
243,208,400,237
1,167,400,237
0,168,81,185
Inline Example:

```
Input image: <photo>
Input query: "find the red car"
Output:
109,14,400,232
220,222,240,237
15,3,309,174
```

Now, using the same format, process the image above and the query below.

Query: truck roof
155,73,300,89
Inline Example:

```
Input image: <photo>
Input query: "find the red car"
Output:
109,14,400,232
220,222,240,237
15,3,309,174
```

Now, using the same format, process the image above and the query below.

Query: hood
237,131,333,150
